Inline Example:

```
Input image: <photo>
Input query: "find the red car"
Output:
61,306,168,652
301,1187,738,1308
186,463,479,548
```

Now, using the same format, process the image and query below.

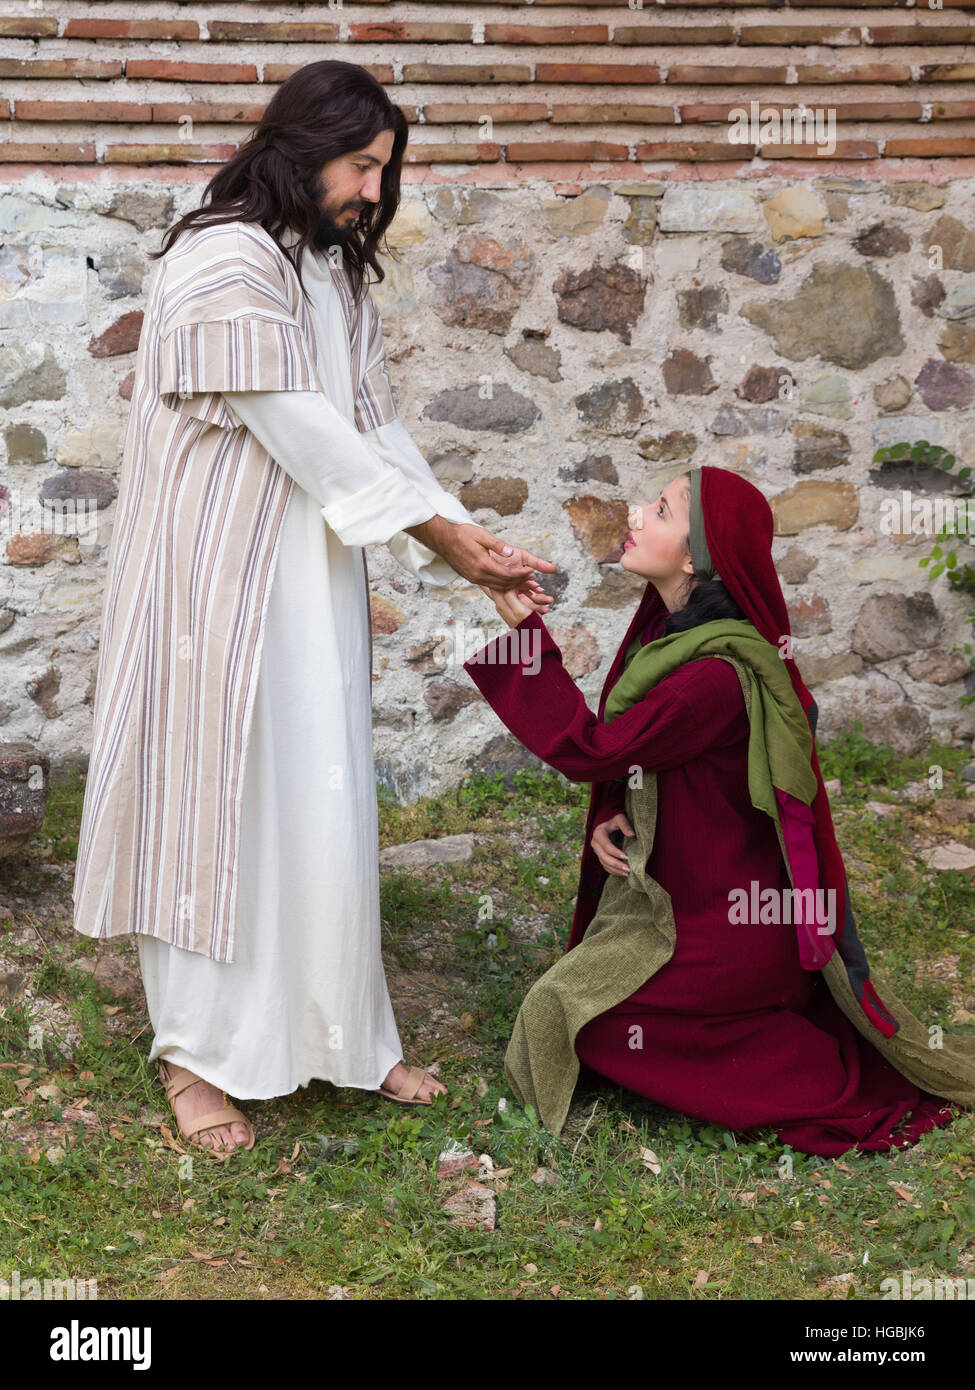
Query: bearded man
72,60,554,1153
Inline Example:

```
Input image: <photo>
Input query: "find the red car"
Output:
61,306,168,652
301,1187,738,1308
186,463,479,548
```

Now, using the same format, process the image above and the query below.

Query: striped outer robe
72,219,436,963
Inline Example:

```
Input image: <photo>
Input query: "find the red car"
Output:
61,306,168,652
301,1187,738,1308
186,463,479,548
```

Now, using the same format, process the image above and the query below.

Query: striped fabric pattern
72,219,397,963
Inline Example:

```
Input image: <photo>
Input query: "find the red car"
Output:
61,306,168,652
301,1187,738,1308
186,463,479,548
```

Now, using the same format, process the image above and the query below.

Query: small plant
817,718,896,789
873,441,975,705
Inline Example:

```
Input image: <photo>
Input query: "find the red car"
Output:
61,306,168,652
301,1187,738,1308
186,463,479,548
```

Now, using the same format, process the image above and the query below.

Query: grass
0,742,973,1301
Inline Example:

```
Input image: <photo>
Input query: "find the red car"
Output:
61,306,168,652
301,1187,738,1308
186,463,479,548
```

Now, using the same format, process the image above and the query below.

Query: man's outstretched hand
405,517,557,615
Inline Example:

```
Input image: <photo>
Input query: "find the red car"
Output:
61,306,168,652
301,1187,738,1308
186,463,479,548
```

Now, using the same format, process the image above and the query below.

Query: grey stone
559,454,619,485
0,247,87,327
659,186,760,234
851,591,942,664
429,452,474,484
105,190,175,232
911,274,945,318
0,345,66,409
379,833,475,870
504,337,562,382
94,248,145,299
428,188,501,227
709,405,786,436
423,384,541,434
3,424,46,465
852,222,911,257
924,215,975,273
720,238,781,284
936,284,975,321
39,469,119,513
636,429,697,462
914,358,975,411
742,263,905,369
574,377,644,432
792,422,851,473
677,285,728,331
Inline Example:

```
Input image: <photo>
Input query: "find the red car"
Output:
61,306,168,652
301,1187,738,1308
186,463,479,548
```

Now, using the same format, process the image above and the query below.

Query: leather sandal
157,1060,256,1154
378,1065,439,1107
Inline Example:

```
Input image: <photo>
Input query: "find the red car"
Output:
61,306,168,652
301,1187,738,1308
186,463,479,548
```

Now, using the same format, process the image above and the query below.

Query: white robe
136,244,474,1099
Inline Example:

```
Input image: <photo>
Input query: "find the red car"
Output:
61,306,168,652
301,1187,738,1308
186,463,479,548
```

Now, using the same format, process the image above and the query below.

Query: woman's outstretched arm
463,610,747,783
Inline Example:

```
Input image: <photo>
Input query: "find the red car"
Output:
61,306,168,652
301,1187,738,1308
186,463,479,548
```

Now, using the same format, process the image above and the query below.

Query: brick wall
2,4,975,794
1,2,974,174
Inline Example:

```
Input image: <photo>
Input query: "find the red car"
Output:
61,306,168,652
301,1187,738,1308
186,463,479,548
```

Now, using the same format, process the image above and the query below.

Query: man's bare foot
381,1061,447,1104
158,1060,251,1154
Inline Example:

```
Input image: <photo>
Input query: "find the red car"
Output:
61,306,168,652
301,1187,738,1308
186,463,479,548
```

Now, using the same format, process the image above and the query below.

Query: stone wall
2,167,974,799
2,0,975,797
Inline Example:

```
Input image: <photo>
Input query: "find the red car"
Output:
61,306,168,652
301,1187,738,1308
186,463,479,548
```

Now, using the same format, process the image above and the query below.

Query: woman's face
621,476,694,590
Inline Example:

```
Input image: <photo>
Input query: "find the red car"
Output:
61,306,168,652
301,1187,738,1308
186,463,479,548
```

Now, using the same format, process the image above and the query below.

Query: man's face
308,128,394,249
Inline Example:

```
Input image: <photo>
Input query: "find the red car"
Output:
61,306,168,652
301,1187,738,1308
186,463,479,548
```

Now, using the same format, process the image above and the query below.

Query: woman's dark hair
148,60,409,301
662,471,749,636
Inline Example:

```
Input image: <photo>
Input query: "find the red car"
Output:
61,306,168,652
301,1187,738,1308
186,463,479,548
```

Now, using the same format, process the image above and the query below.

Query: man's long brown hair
149,60,409,301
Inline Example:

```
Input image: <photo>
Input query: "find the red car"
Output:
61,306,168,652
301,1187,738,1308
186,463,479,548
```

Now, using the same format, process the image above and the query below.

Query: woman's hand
591,812,636,876
477,579,550,628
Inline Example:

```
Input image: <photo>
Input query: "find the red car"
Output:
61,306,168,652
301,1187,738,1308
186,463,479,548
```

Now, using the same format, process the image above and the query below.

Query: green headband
688,468,720,583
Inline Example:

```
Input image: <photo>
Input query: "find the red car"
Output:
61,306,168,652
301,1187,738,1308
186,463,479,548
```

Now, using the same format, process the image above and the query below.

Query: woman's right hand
591,812,636,876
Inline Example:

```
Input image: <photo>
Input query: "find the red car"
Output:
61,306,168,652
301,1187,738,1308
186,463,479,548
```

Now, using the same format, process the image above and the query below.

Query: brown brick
103,143,238,164
0,16,57,37
126,61,258,84
0,59,123,79
885,137,975,158
16,101,155,123
614,25,735,45
636,139,744,161
265,63,394,85
404,143,501,164
789,0,922,6
932,101,975,119
152,102,270,124
668,66,790,85
506,140,629,162
423,103,549,124
738,25,861,44
761,140,881,160
920,64,975,82
867,25,975,43
402,65,532,84
207,21,340,42
483,25,608,44
797,64,912,83
552,104,673,125
681,100,924,123
63,19,199,39
349,23,472,42
0,100,10,120
0,143,96,163
536,64,661,84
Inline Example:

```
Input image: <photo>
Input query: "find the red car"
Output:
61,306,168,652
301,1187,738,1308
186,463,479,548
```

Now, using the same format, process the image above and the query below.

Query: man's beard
312,209,359,253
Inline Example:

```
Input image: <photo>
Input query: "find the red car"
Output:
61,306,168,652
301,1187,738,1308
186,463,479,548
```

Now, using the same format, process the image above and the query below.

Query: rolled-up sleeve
223,388,438,548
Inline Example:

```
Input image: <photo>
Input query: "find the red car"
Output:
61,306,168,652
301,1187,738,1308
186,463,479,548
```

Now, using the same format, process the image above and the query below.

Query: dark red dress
465,608,958,1157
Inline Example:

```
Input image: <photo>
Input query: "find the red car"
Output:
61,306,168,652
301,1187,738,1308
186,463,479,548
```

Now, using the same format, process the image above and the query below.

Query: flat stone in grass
441,1182,496,1232
379,833,474,872
920,842,975,871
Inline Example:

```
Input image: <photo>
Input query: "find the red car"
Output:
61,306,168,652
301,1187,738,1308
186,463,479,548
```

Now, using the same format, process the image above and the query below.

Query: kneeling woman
463,465,975,1157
